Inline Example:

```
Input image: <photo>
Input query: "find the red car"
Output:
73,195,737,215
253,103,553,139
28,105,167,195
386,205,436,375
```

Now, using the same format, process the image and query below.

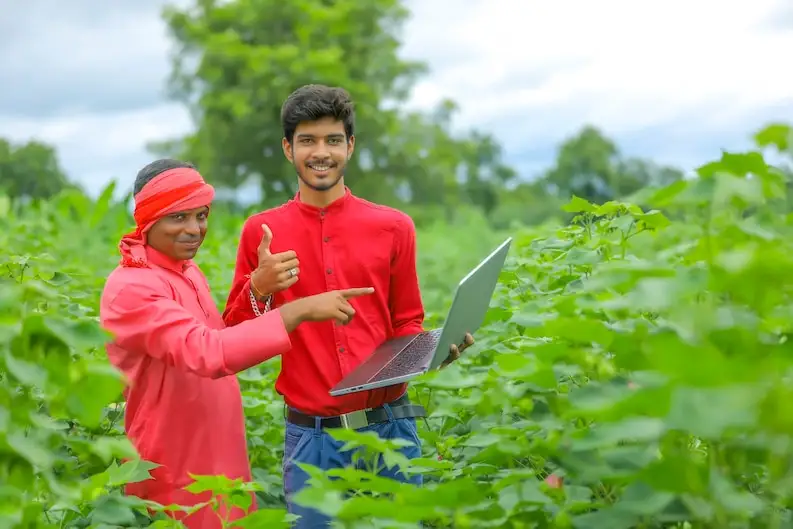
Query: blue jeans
282,404,423,528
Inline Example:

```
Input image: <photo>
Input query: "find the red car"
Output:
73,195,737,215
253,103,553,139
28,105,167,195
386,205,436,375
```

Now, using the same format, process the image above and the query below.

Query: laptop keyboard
372,328,443,381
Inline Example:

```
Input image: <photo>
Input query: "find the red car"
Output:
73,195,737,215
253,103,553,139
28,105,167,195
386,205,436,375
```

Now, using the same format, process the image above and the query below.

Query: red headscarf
119,167,216,268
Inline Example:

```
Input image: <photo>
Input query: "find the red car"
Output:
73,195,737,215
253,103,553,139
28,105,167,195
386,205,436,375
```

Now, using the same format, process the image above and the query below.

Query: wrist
289,298,312,322
278,299,312,332
249,270,270,300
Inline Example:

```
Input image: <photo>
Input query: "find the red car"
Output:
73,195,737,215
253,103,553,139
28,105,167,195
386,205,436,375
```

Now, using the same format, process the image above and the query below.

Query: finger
339,287,375,299
277,266,300,282
272,251,297,264
440,352,454,369
335,308,351,325
442,353,459,367
338,302,356,318
259,224,273,254
275,258,299,272
281,275,299,289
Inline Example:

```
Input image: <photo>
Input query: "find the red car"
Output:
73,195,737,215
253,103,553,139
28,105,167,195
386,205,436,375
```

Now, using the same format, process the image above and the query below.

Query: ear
282,137,293,163
346,135,355,160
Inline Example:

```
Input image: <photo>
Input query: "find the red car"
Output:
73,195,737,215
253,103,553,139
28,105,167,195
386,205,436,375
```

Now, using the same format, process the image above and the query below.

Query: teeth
310,164,330,171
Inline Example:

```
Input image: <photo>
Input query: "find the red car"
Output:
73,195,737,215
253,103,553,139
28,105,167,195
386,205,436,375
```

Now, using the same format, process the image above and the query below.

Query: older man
99,159,374,528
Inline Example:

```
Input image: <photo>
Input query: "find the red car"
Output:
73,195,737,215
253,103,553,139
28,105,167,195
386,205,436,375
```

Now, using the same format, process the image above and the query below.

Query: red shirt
223,187,425,416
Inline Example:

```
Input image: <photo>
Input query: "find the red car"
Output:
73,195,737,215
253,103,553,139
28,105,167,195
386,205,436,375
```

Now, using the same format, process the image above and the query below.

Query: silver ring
288,268,296,278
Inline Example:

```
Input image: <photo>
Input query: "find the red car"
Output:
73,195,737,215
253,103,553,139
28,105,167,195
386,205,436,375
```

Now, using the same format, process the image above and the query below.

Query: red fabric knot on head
118,167,215,268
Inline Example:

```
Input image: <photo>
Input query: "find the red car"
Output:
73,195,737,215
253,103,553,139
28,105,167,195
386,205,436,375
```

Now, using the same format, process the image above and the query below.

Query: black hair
280,84,355,144
133,159,196,195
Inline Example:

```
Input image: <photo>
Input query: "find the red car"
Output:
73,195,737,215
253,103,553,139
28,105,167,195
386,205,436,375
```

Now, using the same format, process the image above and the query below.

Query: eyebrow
171,206,209,215
295,133,345,139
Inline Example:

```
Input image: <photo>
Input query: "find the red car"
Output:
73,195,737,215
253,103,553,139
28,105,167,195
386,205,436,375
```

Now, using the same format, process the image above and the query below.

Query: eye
197,212,208,220
300,138,313,144
329,138,342,145
171,213,186,220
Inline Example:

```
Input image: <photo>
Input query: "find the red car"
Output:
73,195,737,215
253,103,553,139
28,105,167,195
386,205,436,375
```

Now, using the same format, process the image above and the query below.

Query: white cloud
402,0,793,140
0,104,192,194
1,0,791,197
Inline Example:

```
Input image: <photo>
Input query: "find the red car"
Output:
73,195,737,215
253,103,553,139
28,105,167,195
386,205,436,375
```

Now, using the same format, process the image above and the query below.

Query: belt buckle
339,409,369,430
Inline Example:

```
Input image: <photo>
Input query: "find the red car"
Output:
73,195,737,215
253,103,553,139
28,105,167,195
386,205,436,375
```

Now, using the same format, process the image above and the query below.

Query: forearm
106,300,292,379
172,310,291,377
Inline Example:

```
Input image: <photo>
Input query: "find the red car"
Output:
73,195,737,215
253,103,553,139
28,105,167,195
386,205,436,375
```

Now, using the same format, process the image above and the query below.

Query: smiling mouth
307,161,335,172
179,241,200,248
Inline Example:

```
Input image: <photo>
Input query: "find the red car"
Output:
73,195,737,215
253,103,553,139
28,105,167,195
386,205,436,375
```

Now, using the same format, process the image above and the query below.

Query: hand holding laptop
439,332,475,369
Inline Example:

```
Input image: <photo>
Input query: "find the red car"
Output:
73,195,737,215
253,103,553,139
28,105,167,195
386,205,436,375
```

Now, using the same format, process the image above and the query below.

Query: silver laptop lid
426,237,512,370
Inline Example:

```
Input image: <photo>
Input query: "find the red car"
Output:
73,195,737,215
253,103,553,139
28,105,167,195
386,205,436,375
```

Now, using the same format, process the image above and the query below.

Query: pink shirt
100,246,291,528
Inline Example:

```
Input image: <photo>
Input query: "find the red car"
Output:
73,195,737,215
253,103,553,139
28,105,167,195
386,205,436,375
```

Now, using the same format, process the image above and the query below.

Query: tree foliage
542,125,685,204
491,126,688,229
0,138,72,200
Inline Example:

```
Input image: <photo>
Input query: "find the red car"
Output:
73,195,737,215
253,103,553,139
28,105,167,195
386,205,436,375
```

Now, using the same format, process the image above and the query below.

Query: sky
1,0,792,199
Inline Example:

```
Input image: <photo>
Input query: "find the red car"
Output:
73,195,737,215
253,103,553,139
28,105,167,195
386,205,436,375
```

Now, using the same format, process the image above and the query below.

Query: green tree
542,125,684,204
0,138,71,200
153,0,515,216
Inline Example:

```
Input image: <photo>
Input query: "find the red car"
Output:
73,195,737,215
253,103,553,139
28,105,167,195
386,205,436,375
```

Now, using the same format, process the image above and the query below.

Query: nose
314,142,331,159
183,217,201,237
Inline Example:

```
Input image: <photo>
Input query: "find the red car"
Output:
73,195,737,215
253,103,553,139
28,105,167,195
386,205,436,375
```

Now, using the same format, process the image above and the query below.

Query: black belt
286,394,426,430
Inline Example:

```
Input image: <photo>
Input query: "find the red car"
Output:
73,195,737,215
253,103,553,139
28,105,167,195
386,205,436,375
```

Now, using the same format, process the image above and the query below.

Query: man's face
283,116,354,192
146,206,209,261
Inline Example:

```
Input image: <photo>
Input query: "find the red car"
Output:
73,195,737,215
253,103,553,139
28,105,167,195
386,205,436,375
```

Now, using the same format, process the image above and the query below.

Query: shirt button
323,237,329,242
320,210,326,217
327,269,332,274
339,347,345,353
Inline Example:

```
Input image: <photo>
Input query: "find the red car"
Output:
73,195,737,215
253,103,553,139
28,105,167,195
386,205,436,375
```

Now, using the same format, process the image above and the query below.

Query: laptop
329,237,512,397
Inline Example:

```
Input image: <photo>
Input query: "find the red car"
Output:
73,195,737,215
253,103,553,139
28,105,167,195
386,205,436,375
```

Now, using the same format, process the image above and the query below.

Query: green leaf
184,474,241,495
708,467,765,515
88,493,141,526
665,385,761,439
4,349,48,387
65,363,124,429
754,123,793,152
567,417,666,452
7,431,54,468
231,508,293,528
613,481,675,515
562,195,597,213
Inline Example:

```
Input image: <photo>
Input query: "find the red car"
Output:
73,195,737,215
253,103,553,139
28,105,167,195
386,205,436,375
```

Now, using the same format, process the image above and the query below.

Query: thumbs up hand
250,223,299,300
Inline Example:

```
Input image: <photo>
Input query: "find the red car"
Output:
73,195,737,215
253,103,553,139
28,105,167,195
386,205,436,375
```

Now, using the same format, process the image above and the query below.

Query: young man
99,159,375,529
223,85,474,527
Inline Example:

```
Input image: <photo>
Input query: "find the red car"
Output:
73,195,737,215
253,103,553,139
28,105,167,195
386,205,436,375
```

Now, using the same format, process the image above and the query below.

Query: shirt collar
292,186,353,215
145,245,193,273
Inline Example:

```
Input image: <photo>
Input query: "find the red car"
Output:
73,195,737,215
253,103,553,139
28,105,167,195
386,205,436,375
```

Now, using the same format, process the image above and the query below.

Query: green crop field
2,124,793,528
